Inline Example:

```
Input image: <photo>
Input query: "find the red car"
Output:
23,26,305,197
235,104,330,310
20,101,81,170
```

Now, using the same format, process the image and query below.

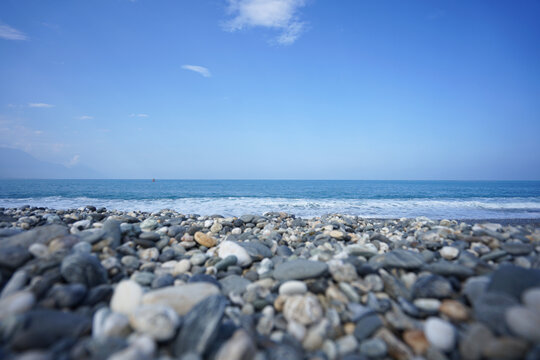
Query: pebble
129,304,180,341
60,252,108,287
279,280,308,295
360,337,387,358
194,231,217,248
0,291,36,320
440,246,459,260
283,294,324,325
142,283,220,315
424,317,455,352
110,280,143,315
273,259,328,281
217,241,252,267
505,306,540,343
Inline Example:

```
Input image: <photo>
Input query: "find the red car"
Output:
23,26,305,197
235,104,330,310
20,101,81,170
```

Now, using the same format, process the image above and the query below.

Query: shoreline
0,206,539,359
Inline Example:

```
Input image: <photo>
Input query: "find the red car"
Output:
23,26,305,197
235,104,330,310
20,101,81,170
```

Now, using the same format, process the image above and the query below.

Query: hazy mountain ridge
0,147,101,179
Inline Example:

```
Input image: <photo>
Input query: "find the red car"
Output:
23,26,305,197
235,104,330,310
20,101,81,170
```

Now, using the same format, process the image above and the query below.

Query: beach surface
1,206,539,359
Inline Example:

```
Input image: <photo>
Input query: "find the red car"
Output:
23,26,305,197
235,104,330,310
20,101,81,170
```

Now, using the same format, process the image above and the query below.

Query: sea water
0,180,539,219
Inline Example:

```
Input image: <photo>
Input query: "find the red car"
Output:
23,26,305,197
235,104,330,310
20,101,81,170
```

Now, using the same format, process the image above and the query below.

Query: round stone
505,306,540,343
217,241,252,267
130,304,180,341
424,317,455,352
283,294,323,326
110,280,143,315
279,281,308,296
194,232,217,248
440,246,459,260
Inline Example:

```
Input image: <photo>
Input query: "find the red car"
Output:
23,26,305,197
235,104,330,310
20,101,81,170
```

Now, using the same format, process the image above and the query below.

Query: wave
1,196,540,219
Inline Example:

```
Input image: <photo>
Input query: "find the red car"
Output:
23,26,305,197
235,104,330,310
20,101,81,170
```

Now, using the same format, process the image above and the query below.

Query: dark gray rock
101,219,122,248
487,264,540,300
382,250,425,270
139,231,161,241
354,313,383,341
189,273,221,289
424,260,475,278
4,310,90,351
238,241,272,260
219,275,251,295
412,275,453,299
501,242,533,256
215,255,237,271
60,253,108,287
273,260,328,281
276,245,293,257
49,284,87,308
463,276,490,305
0,225,68,250
0,245,31,269
473,291,519,334
359,338,387,358
82,284,113,306
174,295,227,356
152,273,174,288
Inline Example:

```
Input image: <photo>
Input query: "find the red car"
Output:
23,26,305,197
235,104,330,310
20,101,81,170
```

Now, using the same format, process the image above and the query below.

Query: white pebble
424,317,455,352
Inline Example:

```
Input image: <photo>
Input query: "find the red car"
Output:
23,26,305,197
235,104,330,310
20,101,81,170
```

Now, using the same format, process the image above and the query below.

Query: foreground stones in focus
0,206,540,359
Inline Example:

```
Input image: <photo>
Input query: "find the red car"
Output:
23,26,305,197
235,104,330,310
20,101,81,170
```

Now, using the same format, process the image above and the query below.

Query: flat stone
354,313,383,341
463,276,490,304
173,295,227,356
7,310,91,351
424,260,475,278
49,283,87,308
412,275,453,299
501,242,534,256
130,304,180,341
0,291,36,321
482,337,529,360
403,329,429,355
523,287,540,312
279,280,308,296
219,275,251,295
439,299,469,322
360,337,387,358
139,231,161,241
346,244,378,258
487,264,540,300
0,225,68,250
194,232,217,248
237,241,272,260
110,280,143,315
283,294,323,325
424,317,455,352
473,292,518,334
383,250,425,270
273,259,328,281
217,241,252,267
60,252,108,287
459,323,494,360
142,283,220,315
505,306,540,343
0,245,31,269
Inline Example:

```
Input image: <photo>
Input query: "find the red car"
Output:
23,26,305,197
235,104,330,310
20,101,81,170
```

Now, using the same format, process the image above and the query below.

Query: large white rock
424,317,455,352
110,280,143,315
141,283,220,315
279,281,308,296
283,294,323,326
218,241,252,267
129,304,180,341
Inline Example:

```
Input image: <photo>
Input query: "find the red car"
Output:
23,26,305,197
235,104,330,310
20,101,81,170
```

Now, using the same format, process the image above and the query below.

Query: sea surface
1,180,540,219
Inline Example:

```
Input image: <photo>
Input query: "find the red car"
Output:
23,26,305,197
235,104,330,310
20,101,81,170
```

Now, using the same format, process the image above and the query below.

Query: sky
1,0,539,180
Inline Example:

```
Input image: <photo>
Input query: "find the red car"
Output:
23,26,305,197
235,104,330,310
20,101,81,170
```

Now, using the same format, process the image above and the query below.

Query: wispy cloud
28,103,54,108
77,115,94,120
129,113,149,118
67,154,80,167
181,65,211,77
224,0,307,45
0,23,28,41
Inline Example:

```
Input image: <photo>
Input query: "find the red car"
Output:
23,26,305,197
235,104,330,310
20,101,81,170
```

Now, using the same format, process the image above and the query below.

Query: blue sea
0,180,539,219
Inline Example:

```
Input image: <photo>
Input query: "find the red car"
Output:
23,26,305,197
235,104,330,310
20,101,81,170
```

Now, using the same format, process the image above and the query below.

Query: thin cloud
0,23,28,40
67,154,80,167
129,113,149,118
77,115,94,120
28,103,54,108
182,65,211,77
224,0,308,45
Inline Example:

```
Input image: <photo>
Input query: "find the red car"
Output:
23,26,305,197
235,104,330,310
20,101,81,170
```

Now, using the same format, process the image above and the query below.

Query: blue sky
1,0,539,180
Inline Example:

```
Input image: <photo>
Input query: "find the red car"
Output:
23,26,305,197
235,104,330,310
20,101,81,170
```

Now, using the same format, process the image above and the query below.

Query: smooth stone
110,280,143,315
219,275,251,295
92,308,131,339
0,291,36,320
188,273,222,289
283,294,324,325
375,327,414,360
474,291,519,334
279,280,308,296
173,259,191,274
217,241,252,267
424,260,474,278
0,225,68,250
1,270,29,298
487,264,540,300
49,283,87,308
173,295,227,356
412,275,453,299
273,259,328,281
383,249,425,270
237,241,272,260
328,260,358,282
414,298,441,313
354,313,383,341
194,232,217,248
523,287,540,312
403,329,429,355
459,323,494,360
359,338,387,358
214,329,256,360
346,244,378,258
140,218,158,230
60,252,108,287
139,231,161,241
130,304,180,341
501,242,534,256
440,246,459,260
463,276,490,304
142,283,220,315
7,310,90,351
482,337,529,360
439,299,469,322
424,317,455,352
336,335,358,356
505,306,540,343
215,255,237,271
0,245,31,269
28,243,49,258
102,219,122,248
151,273,174,288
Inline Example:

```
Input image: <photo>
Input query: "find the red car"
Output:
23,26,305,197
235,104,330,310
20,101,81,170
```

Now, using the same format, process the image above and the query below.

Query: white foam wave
1,196,540,219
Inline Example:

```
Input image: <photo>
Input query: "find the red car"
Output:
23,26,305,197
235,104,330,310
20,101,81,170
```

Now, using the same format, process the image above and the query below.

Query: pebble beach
1,206,540,360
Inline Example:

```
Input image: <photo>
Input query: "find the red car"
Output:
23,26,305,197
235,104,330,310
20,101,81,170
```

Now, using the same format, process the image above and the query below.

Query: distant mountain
0,147,102,179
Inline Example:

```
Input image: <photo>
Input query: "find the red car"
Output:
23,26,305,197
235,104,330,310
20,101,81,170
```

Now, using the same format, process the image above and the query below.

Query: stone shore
0,206,539,360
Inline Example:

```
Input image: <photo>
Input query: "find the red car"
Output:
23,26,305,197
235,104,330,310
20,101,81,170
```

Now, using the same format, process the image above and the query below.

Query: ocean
0,180,539,219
